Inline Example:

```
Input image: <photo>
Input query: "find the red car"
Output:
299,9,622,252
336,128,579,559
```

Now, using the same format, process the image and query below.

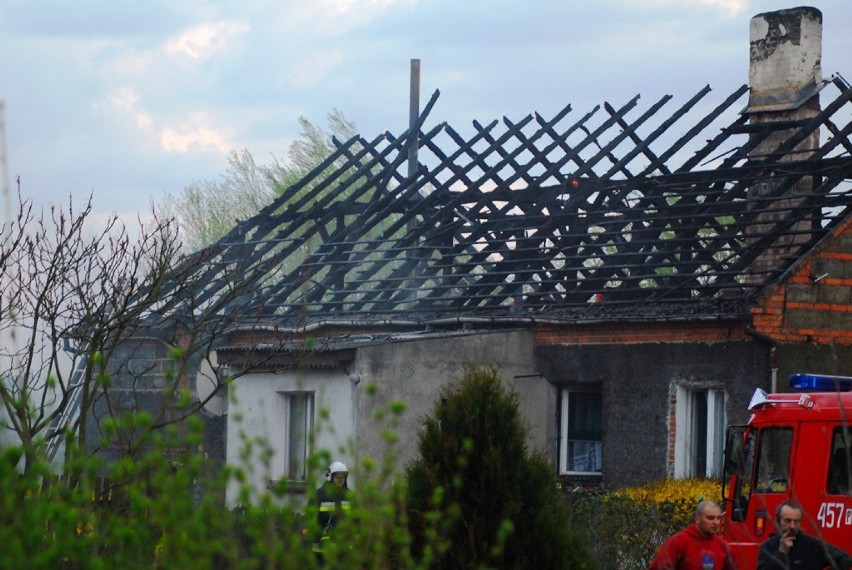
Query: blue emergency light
789,373,852,392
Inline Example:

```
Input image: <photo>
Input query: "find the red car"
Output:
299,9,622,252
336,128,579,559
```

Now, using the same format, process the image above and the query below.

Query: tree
268,109,358,191
406,364,595,570
158,110,358,252
0,194,262,472
158,149,277,254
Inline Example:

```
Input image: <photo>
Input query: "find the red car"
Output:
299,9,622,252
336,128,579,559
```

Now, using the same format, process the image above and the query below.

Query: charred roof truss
166,77,852,327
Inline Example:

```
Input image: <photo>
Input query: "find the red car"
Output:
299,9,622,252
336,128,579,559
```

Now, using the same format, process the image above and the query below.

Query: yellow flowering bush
564,478,724,569
615,478,723,527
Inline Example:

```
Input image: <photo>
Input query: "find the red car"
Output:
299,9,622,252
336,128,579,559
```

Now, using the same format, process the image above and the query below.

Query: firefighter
756,500,852,570
307,461,356,564
649,500,738,570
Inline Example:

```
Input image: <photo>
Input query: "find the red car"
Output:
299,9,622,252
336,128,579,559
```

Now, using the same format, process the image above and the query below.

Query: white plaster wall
351,330,555,475
0,322,74,457
225,368,357,506
224,330,556,504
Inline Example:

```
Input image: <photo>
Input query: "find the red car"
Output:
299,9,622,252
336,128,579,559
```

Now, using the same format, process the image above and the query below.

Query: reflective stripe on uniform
319,500,351,511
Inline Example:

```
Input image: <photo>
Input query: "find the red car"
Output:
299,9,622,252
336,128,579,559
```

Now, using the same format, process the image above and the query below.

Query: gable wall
351,330,553,474
752,218,852,345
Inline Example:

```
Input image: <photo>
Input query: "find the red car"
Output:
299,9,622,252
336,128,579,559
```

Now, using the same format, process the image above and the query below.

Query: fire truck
721,373,852,568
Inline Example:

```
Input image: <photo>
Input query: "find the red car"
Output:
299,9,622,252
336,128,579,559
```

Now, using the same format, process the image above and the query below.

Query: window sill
557,473,603,491
267,479,310,493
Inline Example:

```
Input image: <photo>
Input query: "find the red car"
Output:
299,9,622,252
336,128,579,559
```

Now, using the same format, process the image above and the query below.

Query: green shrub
406,363,596,570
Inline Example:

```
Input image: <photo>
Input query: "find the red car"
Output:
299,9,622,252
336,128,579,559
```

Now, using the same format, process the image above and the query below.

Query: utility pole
405,60,422,305
0,101,10,225
0,100,21,452
407,59,421,179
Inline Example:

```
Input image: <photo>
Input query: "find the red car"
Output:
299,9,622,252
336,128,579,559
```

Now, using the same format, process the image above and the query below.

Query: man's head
775,500,803,538
327,461,349,487
694,501,723,537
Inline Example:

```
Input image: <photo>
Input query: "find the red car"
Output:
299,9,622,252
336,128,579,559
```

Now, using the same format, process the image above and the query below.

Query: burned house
91,7,852,502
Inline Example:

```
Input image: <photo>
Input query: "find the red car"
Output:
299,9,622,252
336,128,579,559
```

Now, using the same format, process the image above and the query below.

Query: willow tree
158,110,357,252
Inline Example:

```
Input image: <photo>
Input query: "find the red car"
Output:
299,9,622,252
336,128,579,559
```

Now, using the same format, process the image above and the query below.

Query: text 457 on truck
721,373,852,569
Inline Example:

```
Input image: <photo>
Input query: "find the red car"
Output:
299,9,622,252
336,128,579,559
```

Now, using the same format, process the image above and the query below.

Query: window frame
558,388,603,476
674,386,726,478
278,391,315,483
827,426,852,496
754,426,793,493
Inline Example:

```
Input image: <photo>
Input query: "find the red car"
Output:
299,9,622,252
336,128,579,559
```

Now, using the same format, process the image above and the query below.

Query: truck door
723,424,796,568
815,425,852,552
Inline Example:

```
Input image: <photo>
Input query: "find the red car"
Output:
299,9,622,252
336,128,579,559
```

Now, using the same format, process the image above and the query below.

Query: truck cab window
827,427,851,496
724,426,755,522
755,427,793,493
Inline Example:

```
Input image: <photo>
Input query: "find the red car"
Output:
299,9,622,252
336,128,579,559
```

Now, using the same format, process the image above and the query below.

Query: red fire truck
722,373,852,568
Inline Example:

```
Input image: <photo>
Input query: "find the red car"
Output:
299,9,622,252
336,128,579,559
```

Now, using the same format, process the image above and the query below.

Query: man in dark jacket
757,500,852,570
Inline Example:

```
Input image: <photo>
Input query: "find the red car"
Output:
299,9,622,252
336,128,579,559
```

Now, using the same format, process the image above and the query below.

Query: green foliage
0,373,434,570
158,148,279,252
158,110,358,252
8,355,727,569
406,363,596,570
270,110,358,191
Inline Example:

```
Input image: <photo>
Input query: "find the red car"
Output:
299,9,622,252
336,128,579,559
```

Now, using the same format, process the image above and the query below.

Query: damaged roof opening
155,76,852,329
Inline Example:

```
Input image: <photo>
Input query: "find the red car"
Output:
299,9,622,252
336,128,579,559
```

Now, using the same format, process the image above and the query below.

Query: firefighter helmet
326,461,348,480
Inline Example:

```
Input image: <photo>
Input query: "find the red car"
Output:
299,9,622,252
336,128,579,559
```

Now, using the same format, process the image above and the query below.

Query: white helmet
326,461,348,479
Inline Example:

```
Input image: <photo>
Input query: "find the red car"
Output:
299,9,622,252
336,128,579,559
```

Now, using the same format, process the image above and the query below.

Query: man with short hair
756,499,852,569
650,500,738,569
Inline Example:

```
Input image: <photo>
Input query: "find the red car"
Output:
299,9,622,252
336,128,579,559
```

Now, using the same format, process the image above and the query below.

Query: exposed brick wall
535,321,748,345
667,385,677,479
751,217,852,345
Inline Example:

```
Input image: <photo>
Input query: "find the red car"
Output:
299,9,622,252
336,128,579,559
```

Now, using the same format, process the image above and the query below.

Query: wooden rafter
154,79,852,327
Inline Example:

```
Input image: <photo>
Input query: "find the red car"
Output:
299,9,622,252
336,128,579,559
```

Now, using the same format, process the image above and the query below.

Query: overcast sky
2,0,851,225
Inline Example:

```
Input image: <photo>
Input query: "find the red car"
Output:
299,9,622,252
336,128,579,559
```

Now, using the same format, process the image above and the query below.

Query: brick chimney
745,7,822,280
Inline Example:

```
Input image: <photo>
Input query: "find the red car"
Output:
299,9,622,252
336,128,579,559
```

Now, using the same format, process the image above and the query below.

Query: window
727,426,793,521
827,426,851,496
280,392,314,481
674,387,726,478
754,427,793,493
559,389,602,474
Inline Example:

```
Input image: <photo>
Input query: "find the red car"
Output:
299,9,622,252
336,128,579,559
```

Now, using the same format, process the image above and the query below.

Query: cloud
698,0,747,19
165,20,250,61
136,113,153,129
98,86,157,134
96,69,232,157
321,0,417,18
104,87,141,112
160,124,231,154
283,0,417,36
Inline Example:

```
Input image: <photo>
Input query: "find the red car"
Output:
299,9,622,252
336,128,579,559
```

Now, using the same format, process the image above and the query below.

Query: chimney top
747,6,823,113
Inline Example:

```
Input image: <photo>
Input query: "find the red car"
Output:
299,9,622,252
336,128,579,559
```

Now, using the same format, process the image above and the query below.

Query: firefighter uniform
308,462,355,562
